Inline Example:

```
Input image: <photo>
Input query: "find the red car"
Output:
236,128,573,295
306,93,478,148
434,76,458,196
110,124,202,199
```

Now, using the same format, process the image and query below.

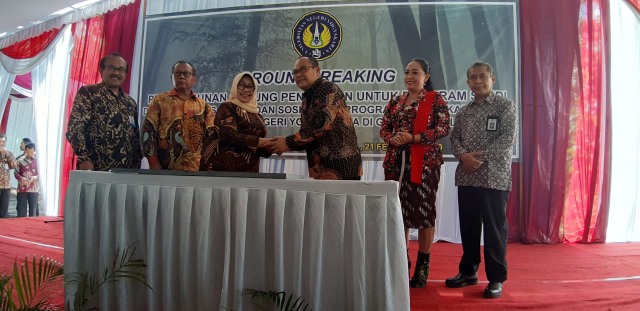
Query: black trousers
0,188,10,218
457,186,510,282
17,192,39,217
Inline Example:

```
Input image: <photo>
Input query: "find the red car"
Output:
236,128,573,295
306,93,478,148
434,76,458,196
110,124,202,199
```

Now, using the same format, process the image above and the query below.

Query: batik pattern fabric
66,83,143,171
14,156,39,193
380,90,450,229
285,79,362,180
0,150,15,189
450,93,518,191
142,89,215,171
200,102,270,173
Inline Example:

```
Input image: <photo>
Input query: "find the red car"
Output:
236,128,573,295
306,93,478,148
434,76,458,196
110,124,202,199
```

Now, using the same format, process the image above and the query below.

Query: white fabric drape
64,171,410,311
0,25,69,121
5,96,36,189
0,0,135,49
30,26,73,216
11,83,33,97
607,0,640,242
0,75,13,120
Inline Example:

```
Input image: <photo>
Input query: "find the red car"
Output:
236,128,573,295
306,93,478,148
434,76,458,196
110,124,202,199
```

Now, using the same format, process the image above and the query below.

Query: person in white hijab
200,72,271,172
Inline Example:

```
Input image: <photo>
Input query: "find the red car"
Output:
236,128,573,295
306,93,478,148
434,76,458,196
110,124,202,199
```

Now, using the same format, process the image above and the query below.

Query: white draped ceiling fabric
0,28,67,121
0,26,72,216
0,0,135,49
31,27,73,217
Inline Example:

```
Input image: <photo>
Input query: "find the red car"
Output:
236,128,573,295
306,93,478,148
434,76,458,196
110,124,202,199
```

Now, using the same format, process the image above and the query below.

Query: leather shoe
483,282,503,298
445,273,478,288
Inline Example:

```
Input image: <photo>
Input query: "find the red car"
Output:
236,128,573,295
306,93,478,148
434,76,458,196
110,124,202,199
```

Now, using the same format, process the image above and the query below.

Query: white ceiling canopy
0,0,98,38
0,0,133,49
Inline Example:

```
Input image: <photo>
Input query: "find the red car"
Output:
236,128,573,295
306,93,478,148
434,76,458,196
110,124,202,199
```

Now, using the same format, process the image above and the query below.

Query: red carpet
409,241,640,310
0,217,64,308
2,218,640,310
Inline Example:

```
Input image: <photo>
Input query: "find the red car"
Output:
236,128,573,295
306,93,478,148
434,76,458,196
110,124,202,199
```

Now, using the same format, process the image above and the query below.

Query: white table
64,171,409,311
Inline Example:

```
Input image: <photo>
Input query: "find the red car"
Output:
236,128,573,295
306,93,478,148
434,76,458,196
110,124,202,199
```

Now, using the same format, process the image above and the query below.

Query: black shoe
445,273,478,288
409,252,430,288
483,282,503,298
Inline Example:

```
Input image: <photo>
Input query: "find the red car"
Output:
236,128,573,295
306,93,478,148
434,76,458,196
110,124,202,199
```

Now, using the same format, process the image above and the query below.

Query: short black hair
297,56,319,68
22,138,31,144
25,142,35,150
172,60,197,76
99,52,128,72
467,61,494,78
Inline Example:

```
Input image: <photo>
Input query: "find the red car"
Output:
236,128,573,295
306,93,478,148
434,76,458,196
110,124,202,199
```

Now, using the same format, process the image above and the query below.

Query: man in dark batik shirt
266,56,362,180
66,52,142,171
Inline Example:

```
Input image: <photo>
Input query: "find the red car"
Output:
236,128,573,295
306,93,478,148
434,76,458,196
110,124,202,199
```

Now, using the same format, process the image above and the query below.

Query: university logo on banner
291,11,342,61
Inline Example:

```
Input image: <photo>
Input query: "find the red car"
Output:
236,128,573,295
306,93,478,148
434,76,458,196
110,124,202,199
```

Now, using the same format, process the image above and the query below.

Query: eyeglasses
173,71,194,78
106,65,127,73
292,65,315,75
237,82,255,91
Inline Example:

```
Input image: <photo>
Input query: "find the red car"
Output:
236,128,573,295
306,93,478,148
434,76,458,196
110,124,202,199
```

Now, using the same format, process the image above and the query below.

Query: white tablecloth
261,159,463,243
64,171,409,311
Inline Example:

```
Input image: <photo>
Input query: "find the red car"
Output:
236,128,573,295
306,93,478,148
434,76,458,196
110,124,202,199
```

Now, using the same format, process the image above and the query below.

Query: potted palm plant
0,242,149,311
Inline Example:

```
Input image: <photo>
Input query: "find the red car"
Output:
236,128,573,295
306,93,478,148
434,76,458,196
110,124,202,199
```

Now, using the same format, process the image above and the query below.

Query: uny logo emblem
292,11,342,61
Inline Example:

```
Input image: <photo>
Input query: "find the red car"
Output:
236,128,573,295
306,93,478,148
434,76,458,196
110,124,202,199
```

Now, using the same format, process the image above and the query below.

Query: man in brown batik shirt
142,61,215,171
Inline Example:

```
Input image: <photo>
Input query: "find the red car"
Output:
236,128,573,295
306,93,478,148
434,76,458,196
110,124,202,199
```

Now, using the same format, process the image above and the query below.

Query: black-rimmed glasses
173,71,194,78
292,65,315,75
237,82,255,91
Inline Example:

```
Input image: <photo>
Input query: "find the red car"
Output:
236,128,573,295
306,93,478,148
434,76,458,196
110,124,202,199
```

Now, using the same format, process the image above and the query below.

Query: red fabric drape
627,0,640,14
0,100,10,133
563,0,610,242
519,0,610,243
13,73,32,90
0,28,62,59
59,0,141,216
102,3,141,94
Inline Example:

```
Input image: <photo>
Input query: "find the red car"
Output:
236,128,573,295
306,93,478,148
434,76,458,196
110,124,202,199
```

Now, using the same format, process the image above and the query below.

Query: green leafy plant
0,255,63,311
0,242,149,311
65,242,151,311
241,289,313,311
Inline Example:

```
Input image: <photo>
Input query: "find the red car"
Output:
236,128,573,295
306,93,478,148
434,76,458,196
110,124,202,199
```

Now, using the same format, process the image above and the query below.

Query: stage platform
1,217,639,310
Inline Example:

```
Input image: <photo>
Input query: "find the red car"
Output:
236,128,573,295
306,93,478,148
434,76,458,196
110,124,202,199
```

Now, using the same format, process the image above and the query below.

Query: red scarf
410,91,436,184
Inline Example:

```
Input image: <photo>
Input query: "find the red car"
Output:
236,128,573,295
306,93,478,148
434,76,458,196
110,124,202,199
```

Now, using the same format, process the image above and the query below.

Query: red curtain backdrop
627,0,640,13
519,0,610,243
563,0,610,242
507,163,521,242
0,28,62,59
59,0,141,216
0,100,10,133
13,73,32,90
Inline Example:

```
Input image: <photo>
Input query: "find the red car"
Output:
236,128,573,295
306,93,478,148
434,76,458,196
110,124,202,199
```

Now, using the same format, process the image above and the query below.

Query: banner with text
141,2,520,159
